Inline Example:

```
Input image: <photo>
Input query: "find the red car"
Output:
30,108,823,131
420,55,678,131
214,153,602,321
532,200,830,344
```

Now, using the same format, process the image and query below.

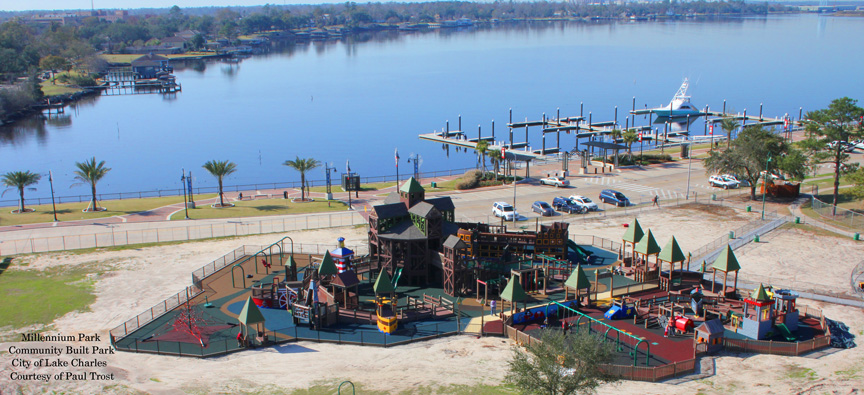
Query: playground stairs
634,303,661,329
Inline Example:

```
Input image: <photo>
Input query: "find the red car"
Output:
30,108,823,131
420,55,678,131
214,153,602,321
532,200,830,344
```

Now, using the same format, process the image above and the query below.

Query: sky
0,0,417,12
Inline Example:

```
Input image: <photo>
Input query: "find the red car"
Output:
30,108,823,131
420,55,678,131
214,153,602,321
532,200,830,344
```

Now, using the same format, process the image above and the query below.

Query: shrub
455,170,481,190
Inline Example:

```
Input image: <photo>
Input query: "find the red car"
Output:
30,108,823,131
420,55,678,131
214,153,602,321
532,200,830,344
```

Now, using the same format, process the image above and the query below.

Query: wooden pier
421,98,805,172
101,67,182,95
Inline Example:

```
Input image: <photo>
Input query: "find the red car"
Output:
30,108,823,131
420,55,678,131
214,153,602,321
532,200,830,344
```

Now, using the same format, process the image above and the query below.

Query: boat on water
650,78,702,118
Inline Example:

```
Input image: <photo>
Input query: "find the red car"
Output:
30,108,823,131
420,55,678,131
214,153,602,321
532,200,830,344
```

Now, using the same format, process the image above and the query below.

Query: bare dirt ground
1,205,862,394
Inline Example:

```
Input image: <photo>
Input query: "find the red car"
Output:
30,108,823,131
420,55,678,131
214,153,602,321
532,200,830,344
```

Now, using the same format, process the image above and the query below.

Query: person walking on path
652,195,659,207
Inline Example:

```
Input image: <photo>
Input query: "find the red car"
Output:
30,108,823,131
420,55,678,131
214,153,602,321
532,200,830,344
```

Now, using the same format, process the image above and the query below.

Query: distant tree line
0,1,788,121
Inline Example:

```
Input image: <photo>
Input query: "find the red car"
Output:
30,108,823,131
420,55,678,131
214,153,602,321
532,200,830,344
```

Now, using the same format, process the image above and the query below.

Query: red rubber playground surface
499,306,697,367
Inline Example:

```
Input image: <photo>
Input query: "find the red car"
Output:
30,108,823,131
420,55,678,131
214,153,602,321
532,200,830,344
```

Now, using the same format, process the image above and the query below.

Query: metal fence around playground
503,325,698,382
811,195,864,231
0,211,367,255
109,242,365,342
0,167,477,208
688,213,790,270
112,320,460,358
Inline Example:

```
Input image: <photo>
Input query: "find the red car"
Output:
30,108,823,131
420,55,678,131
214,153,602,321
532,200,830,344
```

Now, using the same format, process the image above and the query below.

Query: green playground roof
622,218,644,244
399,177,425,194
374,270,395,294
711,245,741,273
634,229,661,255
658,236,687,263
564,264,591,290
500,274,529,303
318,251,338,276
238,296,265,325
287,255,297,268
750,284,771,302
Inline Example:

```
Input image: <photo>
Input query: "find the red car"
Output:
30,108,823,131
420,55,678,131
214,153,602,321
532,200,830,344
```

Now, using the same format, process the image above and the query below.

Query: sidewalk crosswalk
582,176,717,200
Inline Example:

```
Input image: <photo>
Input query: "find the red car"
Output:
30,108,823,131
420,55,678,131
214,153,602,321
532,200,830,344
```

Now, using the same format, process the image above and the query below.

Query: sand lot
1,205,862,394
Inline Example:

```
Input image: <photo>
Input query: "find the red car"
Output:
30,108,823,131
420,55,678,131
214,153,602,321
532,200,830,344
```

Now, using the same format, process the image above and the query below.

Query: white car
492,201,517,221
569,195,598,211
540,176,570,187
709,175,738,189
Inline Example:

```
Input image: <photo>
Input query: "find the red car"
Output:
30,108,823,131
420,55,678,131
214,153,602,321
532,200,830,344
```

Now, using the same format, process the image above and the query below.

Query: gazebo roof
695,318,725,335
634,229,661,255
330,246,354,258
399,177,424,194
317,251,338,276
443,234,468,250
658,236,687,263
287,255,297,269
500,275,529,303
711,246,741,273
331,270,360,288
238,296,265,325
750,284,772,302
564,264,591,290
373,270,395,294
622,218,644,244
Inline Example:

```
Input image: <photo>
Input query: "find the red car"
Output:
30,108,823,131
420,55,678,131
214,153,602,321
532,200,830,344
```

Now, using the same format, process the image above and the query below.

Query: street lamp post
685,143,693,199
48,170,58,222
181,168,190,219
761,154,772,220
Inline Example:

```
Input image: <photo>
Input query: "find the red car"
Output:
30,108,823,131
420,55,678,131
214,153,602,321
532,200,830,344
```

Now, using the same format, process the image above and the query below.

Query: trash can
795,216,800,224
711,194,717,201
746,206,752,212
855,233,860,241
283,191,288,199
729,231,735,240
431,182,437,188
754,234,760,242
187,201,196,209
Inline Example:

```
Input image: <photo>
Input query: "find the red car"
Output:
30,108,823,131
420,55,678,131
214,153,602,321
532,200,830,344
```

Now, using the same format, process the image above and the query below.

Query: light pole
685,143,693,199
761,154,772,220
181,169,190,219
48,170,58,222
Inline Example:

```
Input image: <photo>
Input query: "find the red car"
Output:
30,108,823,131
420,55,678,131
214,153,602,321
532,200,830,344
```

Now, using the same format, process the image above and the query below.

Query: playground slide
776,323,798,341
567,240,592,264
391,268,403,289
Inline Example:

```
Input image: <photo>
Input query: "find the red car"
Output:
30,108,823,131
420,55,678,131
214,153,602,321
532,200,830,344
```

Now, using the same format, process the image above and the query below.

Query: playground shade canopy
318,251,338,276
711,246,741,273
500,274,530,303
374,270,395,294
634,229,661,255
658,236,687,263
564,264,591,290
238,297,266,325
622,218,645,244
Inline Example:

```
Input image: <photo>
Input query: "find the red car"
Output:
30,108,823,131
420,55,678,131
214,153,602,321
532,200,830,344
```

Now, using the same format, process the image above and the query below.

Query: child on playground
490,299,497,316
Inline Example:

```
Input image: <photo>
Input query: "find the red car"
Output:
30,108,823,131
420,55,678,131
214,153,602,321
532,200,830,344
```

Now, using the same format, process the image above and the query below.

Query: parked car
709,175,739,189
492,201,517,221
553,196,585,214
599,189,629,207
569,195,599,211
540,176,570,187
532,201,555,216
724,174,750,187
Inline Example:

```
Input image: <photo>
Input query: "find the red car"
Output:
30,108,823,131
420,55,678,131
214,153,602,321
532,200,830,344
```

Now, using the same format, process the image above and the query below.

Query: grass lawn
307,181,398,194
40,82,85,96
0,263,96,333
0,195,213,226
169,198,348,220
100,52,220,64
800,192,864,231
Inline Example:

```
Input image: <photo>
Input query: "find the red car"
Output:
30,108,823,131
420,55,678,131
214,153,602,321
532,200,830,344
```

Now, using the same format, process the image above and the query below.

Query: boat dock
101,67,182,95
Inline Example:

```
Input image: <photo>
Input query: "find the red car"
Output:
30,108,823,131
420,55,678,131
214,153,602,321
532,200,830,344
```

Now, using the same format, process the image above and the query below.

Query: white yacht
651,78,702,118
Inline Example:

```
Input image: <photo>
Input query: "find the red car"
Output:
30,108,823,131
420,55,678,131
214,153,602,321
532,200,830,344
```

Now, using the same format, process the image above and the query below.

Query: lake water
1,14,862,200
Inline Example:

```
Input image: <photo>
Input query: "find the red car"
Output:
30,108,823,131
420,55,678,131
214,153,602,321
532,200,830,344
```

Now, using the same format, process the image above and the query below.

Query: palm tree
73,157,111,212
622,130,639,162
283,156,320,202
1,170,41,213
475,139,489,175
202,160,237,207
720,117,740,149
